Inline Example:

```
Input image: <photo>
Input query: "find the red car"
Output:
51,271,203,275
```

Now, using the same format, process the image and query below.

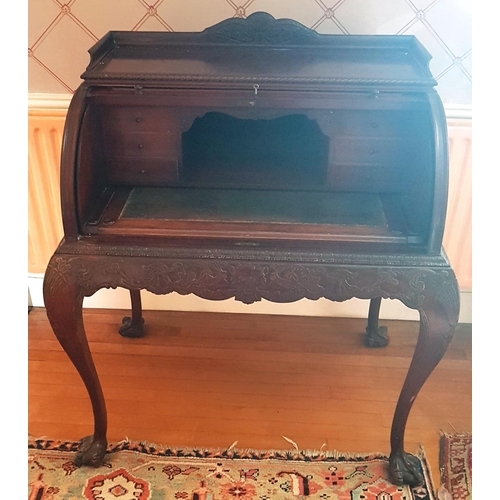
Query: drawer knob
135,117,142,123
369,148,375,154
138,144,143,149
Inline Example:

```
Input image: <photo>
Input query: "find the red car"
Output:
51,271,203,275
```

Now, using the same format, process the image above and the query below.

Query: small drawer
336,111,411,137
107,157,179,186
103,131,179,158
327,164,405,192
100,106,177,132
333,136,410,165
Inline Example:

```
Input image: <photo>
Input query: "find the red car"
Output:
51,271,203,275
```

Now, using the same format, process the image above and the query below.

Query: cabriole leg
388,296,458,486
119,289,145,338
43,258,108,467
365,297,389,347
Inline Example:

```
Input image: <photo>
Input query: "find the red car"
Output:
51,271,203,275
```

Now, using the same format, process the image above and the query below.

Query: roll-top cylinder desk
43,12,459,487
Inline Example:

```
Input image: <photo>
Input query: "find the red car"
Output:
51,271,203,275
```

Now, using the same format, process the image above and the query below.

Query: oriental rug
439,432,472,500
28,438,437,499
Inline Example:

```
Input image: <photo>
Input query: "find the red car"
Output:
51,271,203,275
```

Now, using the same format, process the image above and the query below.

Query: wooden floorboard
28,307,472,487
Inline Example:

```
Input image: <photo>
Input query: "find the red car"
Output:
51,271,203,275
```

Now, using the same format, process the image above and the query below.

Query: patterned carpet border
29,437,437,499
439,432,472,500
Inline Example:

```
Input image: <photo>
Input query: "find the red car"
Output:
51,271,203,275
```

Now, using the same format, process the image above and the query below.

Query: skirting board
28,273,472,324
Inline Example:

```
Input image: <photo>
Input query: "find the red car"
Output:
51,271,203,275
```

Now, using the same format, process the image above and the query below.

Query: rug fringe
28,435,399,463
439,429,472,439
126,438,392,462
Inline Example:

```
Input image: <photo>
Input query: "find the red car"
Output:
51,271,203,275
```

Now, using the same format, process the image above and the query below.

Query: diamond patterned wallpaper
28,0,471,105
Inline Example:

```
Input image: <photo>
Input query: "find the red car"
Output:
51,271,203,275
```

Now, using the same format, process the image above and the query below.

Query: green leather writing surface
122,187,387,227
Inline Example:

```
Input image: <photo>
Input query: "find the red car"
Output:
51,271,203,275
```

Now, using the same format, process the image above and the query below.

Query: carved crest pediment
201,12,320,46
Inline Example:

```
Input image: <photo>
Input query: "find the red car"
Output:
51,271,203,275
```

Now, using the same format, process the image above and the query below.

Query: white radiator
443,118,472,291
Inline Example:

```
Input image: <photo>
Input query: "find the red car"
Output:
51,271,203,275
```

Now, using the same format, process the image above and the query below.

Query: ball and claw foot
119,317,145,338
74,435,107,467
389,451,424,487
364,325,389,348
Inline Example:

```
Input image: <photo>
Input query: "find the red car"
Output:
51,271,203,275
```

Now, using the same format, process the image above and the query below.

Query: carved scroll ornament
45,255,459,324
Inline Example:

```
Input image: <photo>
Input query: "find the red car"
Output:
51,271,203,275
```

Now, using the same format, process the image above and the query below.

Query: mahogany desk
43,13,459,486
